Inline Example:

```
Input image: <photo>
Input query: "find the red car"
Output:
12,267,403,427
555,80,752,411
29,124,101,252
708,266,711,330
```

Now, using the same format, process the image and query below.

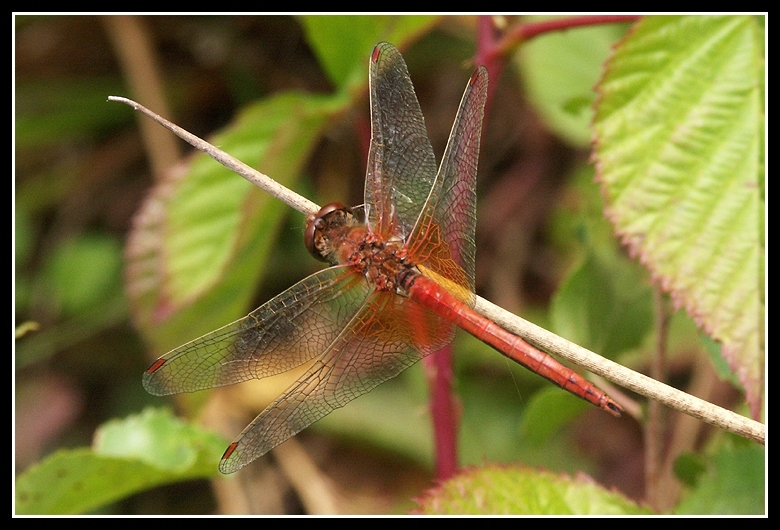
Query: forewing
407,66,488,295
365,42,437,239
219,290,455,473
143,267,371,396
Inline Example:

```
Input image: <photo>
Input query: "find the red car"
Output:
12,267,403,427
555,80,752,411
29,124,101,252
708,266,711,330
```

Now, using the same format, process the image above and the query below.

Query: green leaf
551,251,653,359
93,408,227,472
516,16,633,146
15,409,227,515
413,464,653,515
299,15,439,89
518,387,589,446
673,452,707,487
592,16,764,416
42,233,123,317
700,333,741,386
675,442,765,515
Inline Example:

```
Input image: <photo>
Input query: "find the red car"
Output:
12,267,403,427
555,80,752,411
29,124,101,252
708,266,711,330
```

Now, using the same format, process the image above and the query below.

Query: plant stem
499,15,642,52
107,96,319,217
424,346,459,480
645,289,670,510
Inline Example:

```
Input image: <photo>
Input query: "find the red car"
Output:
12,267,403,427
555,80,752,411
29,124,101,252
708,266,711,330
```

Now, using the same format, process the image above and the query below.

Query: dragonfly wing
365,42,437,239
408,66,488,295
219,290,455,473
143,267,371,395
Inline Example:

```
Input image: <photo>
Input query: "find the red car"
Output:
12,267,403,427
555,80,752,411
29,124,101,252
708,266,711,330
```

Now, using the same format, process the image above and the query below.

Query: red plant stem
496,15,641,56
475,16,507,111
476,15,642,93
424,346,459,480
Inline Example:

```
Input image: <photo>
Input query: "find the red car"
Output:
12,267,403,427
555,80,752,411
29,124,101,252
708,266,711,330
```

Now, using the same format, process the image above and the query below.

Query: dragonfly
143,42,623,474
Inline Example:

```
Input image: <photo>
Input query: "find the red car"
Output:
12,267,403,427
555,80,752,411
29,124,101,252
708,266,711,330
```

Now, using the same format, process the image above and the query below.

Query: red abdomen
407,274,622,416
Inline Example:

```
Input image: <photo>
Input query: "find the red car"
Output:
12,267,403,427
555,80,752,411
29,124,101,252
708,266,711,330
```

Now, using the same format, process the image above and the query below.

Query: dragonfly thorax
304,202,418,295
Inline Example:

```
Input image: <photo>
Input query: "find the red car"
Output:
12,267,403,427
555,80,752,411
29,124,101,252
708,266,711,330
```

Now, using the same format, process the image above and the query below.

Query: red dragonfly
144,42,622,474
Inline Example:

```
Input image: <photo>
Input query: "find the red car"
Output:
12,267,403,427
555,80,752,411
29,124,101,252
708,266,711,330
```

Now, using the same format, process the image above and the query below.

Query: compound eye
304,202,350,262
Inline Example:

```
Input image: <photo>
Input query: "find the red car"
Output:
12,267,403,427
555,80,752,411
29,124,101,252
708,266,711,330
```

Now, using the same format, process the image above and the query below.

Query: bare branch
108,96,319,217
112,95,765,447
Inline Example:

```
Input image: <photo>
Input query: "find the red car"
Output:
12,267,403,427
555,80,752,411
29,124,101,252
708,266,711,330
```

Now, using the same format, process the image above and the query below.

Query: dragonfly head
305,202,357,264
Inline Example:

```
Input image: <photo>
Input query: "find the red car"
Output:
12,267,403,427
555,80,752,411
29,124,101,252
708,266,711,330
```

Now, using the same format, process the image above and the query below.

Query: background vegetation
14,14,764,515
